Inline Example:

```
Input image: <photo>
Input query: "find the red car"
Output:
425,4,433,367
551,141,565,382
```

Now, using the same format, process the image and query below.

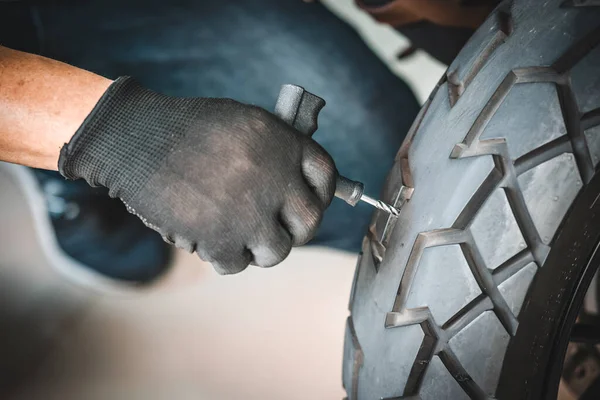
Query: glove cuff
59,76,201,201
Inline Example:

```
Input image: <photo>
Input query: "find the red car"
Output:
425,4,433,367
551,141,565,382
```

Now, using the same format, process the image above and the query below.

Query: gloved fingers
207,247,253,275
248,223,293,268
280,188,323,246
301,141,337,208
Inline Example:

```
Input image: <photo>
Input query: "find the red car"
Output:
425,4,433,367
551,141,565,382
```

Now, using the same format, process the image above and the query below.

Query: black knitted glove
59,77,337,274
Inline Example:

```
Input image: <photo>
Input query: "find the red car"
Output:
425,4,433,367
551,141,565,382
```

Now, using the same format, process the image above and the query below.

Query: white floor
0,2,444,399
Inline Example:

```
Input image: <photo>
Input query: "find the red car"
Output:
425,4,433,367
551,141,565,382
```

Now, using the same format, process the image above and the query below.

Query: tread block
448,311,511,397
498,262,537,317
447,8,511,106
480,83,567,160
470,188,526,270
405,245,481,325
419,356,470,400
584,124,600,166
518,153,583,244
358,325,425,400
570,35,600,114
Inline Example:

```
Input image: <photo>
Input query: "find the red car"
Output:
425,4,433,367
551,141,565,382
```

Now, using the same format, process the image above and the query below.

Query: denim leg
26,0,420,252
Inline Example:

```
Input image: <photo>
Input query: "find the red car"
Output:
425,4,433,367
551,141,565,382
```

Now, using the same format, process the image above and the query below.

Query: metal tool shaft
359,194,400,216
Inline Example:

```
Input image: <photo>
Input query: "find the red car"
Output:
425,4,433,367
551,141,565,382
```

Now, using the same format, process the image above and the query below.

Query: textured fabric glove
59,77,337,274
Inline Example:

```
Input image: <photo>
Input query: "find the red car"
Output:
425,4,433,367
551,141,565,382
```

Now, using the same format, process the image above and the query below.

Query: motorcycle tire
343,0,600,399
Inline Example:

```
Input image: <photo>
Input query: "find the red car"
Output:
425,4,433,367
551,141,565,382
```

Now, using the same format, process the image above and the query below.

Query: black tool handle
274,84,364,206
274,84,325,137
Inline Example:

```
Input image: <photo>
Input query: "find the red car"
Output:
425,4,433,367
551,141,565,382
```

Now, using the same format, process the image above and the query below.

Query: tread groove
392,229,466,312
453,167,504,230
513,136,572,176
461,233,519,336
581,107,600,130
447,8,512,108
513,67,564,84
497,8,513,36
386,308,431,328
451,72,517,157
552,25,600,74
557,80,595,183
502,179,550,265
368,225,385,268
443,295,494,338
491,249,536,285
402,320,440,395
439,349,491,400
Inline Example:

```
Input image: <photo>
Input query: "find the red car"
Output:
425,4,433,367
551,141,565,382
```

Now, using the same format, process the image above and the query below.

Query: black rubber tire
343,1,600,399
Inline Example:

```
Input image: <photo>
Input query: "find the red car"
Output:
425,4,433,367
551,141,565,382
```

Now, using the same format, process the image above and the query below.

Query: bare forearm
0,45,111,170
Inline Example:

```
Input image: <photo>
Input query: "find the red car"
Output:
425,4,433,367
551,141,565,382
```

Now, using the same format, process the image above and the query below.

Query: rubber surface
343,1,600,398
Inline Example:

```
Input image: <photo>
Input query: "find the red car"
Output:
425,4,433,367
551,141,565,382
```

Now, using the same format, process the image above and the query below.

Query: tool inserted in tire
274,84,400,217
359,194,400,216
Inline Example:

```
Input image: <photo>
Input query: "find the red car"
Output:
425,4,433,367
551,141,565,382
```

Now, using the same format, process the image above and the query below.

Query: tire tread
345,2,600,398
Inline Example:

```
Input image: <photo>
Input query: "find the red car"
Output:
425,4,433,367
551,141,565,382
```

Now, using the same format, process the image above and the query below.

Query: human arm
0,45,111,170
0,45,337,274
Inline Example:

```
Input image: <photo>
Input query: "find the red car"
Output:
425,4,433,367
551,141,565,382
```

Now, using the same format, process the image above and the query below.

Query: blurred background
0,0,445,399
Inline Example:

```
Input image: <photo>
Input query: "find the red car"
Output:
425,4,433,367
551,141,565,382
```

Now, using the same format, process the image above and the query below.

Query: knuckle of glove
252,232,292,268
319,157,337,207
212,259,249,275
299,206,322,244
283,195,323,246
244,105,277,127
302,141,337,207
210,249,253,275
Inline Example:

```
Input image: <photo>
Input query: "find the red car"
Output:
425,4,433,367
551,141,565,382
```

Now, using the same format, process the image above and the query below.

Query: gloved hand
58,77,337,274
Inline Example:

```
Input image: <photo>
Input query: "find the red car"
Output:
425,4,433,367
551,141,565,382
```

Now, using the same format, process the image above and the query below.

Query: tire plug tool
274,84,400,217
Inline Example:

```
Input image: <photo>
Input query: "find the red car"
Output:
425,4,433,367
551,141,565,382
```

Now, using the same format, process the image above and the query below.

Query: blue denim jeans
3,0,419,252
